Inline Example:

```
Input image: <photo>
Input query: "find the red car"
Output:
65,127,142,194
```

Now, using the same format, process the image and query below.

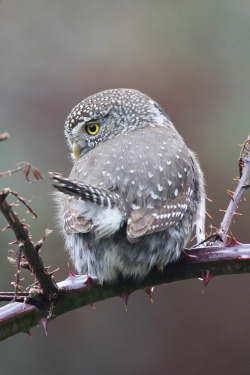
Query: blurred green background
1,1,250,374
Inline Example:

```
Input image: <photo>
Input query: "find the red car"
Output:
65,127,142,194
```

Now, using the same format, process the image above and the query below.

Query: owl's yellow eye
86,123,100,135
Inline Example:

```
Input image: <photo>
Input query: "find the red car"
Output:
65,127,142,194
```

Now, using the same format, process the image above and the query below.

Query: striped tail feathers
49,172,117,209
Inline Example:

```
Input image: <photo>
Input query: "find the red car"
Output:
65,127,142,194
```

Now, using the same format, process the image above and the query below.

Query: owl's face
64,88,166,159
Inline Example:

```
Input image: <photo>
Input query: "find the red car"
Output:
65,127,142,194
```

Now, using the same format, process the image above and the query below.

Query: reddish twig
0,162,43,182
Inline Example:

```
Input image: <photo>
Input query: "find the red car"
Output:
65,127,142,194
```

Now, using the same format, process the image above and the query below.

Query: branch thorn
23,329,32,338
40,317,48,335
119,292,130,311
67,263,76,278
200,269,214,291
182,249,197,259
226,233,241,247
206,211,212,219
145,287,154,303
84,275,95,285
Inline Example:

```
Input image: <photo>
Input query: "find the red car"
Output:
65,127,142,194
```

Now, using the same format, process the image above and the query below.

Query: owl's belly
66,211,194,282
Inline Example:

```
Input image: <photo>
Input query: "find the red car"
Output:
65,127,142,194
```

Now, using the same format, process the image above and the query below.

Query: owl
52,88,205,283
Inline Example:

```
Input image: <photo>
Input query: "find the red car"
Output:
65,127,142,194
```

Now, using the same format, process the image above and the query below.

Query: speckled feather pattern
54,88,205,282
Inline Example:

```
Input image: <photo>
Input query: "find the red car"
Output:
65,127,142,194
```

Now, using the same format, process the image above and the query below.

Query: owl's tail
49,172,117,209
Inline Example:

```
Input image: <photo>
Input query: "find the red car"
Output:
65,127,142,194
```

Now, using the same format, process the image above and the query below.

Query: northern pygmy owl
52,88,205,283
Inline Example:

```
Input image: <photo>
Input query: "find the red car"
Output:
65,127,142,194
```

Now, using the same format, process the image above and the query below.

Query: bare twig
218,135,250,243
0,162,43,182
0,292,29,302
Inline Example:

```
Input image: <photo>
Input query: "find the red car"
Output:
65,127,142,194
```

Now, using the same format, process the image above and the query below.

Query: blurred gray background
1,1,250,374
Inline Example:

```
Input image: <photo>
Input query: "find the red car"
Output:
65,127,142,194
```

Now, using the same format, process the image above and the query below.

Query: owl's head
64,88,168,159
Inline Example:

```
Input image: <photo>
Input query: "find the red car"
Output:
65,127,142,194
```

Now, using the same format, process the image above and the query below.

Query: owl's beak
72,142,81,159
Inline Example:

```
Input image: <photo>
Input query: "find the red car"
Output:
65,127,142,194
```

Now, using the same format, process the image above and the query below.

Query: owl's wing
63,195,92,234
126,193,192,243
107,127,200,243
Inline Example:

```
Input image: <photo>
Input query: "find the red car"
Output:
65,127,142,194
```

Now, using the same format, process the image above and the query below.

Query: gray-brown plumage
52,88,205,282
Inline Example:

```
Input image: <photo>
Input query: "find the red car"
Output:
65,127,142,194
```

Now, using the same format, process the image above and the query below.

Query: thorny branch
1,243,250,341
0,133,250,341
0,189,58,299
218,134,250,243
